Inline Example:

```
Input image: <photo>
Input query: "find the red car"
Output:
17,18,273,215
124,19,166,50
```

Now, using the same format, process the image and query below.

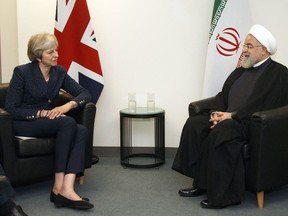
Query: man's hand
209,111,232,128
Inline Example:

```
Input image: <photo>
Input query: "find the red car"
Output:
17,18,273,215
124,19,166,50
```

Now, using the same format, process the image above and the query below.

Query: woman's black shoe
54,194,94,210
50,191,89,203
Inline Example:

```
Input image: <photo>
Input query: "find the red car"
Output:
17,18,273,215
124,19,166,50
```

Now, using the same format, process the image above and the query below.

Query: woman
5,33,94,210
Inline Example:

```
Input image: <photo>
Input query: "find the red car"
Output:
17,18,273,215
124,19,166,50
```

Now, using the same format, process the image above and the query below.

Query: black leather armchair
189,97,288,208
0,83,96,186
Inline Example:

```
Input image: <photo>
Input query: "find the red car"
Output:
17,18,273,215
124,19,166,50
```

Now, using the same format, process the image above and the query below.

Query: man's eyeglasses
242,44,263,50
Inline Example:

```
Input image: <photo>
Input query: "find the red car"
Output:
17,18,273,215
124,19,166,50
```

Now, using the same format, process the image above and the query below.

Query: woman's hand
41,101,77,119
209,111,232,129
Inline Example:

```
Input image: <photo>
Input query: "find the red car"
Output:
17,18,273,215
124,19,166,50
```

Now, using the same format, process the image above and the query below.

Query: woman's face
40,45,59,67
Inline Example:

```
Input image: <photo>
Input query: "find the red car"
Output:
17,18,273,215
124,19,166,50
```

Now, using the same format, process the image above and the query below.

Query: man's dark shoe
200,199,241,209
10,205,28,216
178,186,206,197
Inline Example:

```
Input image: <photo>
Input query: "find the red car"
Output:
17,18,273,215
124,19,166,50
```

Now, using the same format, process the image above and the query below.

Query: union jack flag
54,0,104,103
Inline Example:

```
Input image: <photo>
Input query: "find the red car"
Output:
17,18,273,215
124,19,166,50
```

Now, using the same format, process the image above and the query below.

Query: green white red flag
202,0,252,98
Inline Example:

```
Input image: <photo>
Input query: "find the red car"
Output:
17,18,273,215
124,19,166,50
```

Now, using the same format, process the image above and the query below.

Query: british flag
54,0,104,103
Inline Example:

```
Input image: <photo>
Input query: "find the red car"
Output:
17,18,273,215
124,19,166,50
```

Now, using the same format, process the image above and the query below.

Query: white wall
5,0,288,148
0,0,18,83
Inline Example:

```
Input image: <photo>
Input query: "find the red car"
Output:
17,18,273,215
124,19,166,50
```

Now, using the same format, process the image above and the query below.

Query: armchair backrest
0,83,9,108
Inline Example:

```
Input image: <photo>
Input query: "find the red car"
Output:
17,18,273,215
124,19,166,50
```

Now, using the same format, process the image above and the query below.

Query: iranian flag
202,0,252,98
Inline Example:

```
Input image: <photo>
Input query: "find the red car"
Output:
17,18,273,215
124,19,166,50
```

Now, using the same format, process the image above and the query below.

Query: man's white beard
242,56,257,69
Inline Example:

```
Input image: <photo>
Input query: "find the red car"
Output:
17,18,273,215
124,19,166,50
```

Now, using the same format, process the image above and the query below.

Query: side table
120,107,165,168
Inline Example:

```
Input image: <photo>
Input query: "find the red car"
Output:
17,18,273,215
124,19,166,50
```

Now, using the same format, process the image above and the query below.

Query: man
0,164,28,216
172,24,288,209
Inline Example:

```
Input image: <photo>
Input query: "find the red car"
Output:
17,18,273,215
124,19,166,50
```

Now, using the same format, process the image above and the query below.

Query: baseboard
93,147,177,158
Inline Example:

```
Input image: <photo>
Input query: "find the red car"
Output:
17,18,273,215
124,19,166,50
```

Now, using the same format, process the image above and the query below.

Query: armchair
0,83,96,186
189,97,288,208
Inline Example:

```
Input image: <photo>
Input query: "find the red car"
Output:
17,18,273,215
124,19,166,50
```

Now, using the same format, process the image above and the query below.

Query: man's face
241,34,265,69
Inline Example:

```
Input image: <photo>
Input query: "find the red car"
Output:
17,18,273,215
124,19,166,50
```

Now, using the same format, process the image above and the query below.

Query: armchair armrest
188,96,216,117
57,89,96,126
247,105,288,191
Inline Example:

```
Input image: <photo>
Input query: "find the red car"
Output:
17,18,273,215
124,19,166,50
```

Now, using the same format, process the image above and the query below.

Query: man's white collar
253,57,270,67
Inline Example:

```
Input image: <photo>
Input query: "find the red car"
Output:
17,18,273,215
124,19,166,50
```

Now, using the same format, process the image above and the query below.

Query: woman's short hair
27,33,58,62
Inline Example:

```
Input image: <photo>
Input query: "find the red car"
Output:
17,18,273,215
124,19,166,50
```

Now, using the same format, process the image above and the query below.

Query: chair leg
78,175,84,185
257,191,264,208
76,172,85,185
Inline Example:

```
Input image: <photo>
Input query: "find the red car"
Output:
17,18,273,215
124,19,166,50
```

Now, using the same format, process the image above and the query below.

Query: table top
120,107,165,118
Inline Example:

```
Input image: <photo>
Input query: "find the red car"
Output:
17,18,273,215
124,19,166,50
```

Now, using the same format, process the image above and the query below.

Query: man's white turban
249,24,277,55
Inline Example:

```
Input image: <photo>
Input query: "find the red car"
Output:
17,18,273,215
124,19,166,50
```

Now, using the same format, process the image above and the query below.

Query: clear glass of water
128,93,136,112
147,93,155,112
